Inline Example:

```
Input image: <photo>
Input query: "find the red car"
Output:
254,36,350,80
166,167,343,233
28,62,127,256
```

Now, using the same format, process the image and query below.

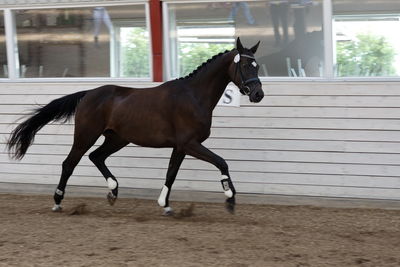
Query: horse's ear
250,41,260,54
236,37,244,53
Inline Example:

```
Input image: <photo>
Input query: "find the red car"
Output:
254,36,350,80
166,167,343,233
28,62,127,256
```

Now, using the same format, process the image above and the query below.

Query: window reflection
15,5,149,78
333,0,400,77
167,0,324,78
0,11,6,78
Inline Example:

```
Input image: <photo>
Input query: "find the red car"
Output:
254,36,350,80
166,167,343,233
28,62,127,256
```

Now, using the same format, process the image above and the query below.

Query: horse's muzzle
249,85,264,103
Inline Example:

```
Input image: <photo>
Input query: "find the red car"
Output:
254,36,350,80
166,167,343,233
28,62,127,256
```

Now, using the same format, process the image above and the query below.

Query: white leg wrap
158,185,169,207
52,204,62,212
55,189,63,196
107,178,117,190
221,175,234,198
224,189,233,198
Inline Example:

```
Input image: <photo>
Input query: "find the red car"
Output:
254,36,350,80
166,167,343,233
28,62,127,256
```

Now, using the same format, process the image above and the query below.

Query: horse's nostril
253,91,264,102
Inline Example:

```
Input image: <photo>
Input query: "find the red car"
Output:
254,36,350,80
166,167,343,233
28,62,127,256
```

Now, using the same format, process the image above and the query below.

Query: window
1,1,399,81
165,0,324,79
0,11,6,78
333,0,400,77
116,25,150,78
15,5,150,78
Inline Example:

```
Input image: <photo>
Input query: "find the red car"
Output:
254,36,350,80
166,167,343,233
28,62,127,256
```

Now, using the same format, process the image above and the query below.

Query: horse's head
229,38,264,103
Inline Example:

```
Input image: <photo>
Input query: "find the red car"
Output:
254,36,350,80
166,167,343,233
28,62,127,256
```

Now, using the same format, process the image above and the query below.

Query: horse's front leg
184,141,236,213
158,148,185,215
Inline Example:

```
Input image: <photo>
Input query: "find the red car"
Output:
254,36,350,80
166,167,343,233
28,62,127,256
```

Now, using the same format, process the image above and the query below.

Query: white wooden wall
1,81,400,200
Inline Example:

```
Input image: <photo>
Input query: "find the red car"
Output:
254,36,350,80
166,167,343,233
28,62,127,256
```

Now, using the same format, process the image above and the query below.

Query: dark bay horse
7,38,264,215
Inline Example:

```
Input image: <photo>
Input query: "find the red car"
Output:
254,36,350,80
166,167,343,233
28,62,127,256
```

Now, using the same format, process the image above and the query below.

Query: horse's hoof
107,192,117,206
162,207,174,216
52,204,62,212
225,197,235,214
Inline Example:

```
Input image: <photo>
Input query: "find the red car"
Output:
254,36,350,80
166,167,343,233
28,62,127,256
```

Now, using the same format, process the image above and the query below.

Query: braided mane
178,49,233,80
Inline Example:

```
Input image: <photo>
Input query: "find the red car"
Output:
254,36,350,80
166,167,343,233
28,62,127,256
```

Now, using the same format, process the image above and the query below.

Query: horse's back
75,82,208,148
84,84,175,147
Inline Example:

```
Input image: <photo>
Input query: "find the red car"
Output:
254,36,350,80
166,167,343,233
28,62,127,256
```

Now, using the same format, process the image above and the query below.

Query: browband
240,54,256,60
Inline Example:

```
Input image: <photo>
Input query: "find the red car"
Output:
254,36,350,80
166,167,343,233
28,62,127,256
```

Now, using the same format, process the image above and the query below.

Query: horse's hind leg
53,133,100,211
158,148,185,215
89,131,128,205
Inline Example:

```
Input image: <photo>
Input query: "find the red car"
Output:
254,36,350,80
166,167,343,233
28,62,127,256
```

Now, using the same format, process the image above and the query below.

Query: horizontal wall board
4,148,400,165
4,138,400,154
241,96,400,108
1,163,400,190
263,83,400,96
3,158,400,180
4,116,400,130
211,128,400,142
5,105,400,119
2,82,400,96
0,104,400,119
214,106,400,119
4,128,400,143
0,173,399,200
4,104,400,120
5,94,400,107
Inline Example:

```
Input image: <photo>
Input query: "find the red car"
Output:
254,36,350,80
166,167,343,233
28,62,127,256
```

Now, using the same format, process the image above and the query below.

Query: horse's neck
188,52,233,110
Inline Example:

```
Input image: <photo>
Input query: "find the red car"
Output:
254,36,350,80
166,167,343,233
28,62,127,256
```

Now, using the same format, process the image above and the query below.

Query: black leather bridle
234,54,261,95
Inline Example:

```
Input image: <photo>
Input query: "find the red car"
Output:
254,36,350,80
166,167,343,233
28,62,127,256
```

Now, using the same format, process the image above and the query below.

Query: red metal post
150,0,163,82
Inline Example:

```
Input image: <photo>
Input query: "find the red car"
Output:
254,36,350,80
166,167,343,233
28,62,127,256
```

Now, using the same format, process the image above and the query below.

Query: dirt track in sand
0,194,399,267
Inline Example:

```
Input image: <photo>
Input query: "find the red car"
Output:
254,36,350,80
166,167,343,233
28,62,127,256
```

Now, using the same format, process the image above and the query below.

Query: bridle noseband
234,54,261,96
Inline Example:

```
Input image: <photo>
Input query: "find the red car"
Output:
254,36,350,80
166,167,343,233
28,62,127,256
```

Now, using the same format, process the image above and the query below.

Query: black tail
7,90,88,160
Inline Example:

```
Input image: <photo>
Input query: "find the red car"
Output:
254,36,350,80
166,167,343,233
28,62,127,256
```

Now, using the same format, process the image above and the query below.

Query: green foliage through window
120,27,150,78
179,42,235,77
336,33,396,77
